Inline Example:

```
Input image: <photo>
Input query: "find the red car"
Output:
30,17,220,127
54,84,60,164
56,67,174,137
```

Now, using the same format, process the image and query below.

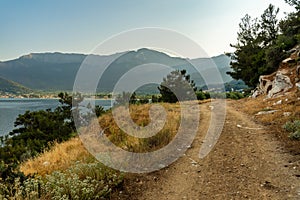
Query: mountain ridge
0,49,242,93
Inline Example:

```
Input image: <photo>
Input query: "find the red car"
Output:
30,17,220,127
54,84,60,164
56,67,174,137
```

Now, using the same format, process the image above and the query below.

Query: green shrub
196,91,206,100
226,92,245,100
44,162,123,200
0,162,124,200
283,120,300,140
290,130,300,140
283,120,300,132
0,177,41,200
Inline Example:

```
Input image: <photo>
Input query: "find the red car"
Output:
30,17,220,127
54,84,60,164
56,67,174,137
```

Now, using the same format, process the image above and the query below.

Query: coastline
0,98,113,137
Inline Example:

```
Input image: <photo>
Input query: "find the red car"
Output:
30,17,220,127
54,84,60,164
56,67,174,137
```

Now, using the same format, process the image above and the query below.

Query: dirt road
119,101,300,199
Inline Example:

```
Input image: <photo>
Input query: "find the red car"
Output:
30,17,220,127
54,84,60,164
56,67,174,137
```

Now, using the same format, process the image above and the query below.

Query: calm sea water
0,98,113,136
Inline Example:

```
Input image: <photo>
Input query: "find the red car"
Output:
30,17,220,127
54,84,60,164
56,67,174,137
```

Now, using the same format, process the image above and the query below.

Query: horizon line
0,48,228,62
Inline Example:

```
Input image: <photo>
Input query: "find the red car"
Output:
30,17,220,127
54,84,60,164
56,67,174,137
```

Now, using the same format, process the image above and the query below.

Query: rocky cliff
253,46,300,98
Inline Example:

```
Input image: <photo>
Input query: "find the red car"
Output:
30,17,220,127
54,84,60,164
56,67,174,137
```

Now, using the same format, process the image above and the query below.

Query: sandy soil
115,101,300,200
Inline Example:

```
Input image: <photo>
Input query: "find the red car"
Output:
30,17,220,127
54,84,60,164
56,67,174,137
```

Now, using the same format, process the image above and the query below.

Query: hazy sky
0,0,295,61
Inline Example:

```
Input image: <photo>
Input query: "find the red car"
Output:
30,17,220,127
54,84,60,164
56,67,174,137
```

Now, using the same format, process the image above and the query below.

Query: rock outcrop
253,46,300,98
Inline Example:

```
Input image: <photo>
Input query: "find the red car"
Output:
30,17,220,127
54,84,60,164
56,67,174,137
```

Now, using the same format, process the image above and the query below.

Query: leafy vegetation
12,137,123,200
158,70,197,103
42,162,123,200
0,93,77,188
0,93,76,165
228,2,300,87
0,92,112,198
0,162,123,200
2,102,183,199
0,76,32,95
195,91,211,100
225,92,245,100
283,120,300,140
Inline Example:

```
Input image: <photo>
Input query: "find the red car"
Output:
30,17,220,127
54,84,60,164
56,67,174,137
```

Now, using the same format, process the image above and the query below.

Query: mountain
0,49,242,93
189,54,233,86
0,76,32,94
0,53,87,91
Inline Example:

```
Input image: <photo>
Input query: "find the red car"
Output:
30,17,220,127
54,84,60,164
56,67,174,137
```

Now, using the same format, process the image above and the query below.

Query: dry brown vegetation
20,102,188,176
98,103,182,153
18,98,300,199
236,90,300,155
20,137,93,176
21,95,300,175
112,100,300,199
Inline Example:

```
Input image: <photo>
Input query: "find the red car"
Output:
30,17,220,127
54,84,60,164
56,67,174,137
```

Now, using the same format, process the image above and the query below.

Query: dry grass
99,103,182,153
240,92,300,124
239,96,268,115
20,102,193,176
20,137,93,176
236,90,300,155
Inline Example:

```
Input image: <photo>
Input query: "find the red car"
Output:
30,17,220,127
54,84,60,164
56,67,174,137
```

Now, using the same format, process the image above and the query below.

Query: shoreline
0,97,114,100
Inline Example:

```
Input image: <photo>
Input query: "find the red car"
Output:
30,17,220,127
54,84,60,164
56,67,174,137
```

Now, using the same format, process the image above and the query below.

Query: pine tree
228,4,280,88
158,70,196,103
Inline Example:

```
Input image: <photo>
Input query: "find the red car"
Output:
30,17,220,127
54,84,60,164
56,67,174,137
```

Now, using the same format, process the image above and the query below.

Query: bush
283,120,300,140
196,91,206,100
44,163,123,200
226,92,245,100
0,92,107,197
0,162,124,200
0,177,41,200
290,130,300,140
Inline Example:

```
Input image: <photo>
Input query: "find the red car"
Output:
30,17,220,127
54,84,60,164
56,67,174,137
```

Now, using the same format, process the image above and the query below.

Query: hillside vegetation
0,76,31,95
0,102,187,199
1,1,299,199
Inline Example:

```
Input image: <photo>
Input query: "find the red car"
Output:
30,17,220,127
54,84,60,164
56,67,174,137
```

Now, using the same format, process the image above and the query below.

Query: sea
0,98,113,136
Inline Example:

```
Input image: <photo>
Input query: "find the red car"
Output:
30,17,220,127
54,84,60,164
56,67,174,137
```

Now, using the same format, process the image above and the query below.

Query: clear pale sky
0,0,295,61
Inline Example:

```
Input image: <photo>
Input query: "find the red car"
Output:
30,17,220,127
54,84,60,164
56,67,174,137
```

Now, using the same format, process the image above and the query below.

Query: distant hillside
0,53,87,91
189,54,234,86
0,49,243,93
0,76,31,94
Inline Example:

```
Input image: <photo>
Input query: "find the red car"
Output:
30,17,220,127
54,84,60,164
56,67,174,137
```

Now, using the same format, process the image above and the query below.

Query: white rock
258,71,293,98
282,57,295,64
43,161,50,166
158,164,165,168
269,72,293,98
273,100,282,105
255,110,278,115
296,82,300,90
283,112,291,117
252,89,262,98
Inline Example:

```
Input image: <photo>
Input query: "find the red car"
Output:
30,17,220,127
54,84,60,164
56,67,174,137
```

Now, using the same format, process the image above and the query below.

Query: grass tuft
20,137,93,176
